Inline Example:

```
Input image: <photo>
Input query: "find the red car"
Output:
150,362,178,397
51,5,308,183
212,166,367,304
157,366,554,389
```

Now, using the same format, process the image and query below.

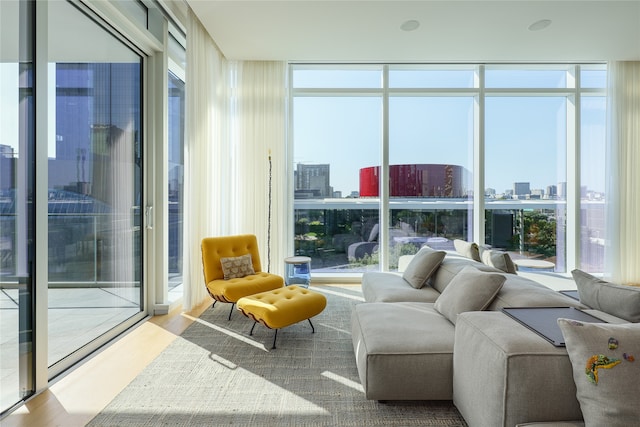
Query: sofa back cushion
402,246,446,289
431,256,498,294
453,239,481,262
572,269,640,323
487,273,585,311
480,248,517,274
434,266,506,324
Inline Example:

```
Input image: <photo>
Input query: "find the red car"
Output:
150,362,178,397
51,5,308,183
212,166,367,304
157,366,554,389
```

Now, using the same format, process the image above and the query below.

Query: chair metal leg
228,303,235,321
249,321,257,336
308,318,315,333
271,329,278,349
211,300,216,309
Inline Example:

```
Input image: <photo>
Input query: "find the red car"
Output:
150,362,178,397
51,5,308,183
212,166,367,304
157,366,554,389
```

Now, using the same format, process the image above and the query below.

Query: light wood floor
3,300,211,427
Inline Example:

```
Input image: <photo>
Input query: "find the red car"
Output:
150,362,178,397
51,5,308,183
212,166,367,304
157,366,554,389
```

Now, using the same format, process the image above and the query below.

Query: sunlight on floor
181,313,269,351
321,371,364,393
312,286,365,301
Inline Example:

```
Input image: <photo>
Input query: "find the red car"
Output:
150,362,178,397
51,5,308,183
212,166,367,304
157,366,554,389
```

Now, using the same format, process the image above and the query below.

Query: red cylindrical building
359,164,466,197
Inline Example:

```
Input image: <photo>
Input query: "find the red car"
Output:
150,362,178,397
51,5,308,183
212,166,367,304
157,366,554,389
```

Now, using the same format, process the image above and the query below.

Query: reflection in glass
580,96,606,272
168,71,184,302
0,0,35,413
48,1,142,367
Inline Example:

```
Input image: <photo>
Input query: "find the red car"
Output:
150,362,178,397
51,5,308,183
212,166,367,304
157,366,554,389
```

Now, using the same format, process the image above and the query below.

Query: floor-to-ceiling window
291,64,607,276
292,66,382,272
484,66,569,272
0,0,35,413
388,66,475,269
47,0,143,369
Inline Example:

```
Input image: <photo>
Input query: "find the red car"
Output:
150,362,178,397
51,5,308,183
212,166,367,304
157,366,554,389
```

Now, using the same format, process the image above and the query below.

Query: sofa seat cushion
453,311,584,427
351,302,455,400
361,272,441,303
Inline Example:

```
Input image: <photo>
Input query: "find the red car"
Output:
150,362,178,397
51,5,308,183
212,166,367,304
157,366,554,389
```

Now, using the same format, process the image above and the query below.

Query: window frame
290,63,606,277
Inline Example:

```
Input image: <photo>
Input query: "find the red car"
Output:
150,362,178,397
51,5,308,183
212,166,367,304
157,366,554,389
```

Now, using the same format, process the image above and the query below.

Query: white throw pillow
402,246,446,289
558,319,640,427
434,265,506,324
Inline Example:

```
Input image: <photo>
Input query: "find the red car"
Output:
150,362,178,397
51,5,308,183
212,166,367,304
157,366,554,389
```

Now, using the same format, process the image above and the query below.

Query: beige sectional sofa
350,246,637,426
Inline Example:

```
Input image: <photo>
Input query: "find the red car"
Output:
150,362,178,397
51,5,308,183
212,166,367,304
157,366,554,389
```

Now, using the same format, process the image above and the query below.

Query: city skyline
293,68,607,199
293,160,606,201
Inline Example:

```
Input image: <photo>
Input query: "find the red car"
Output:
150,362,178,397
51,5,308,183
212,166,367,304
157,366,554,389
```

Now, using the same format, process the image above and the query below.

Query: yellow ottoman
237,285,327,349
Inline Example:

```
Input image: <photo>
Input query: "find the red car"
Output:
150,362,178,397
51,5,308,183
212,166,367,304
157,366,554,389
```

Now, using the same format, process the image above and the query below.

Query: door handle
145,206,153,230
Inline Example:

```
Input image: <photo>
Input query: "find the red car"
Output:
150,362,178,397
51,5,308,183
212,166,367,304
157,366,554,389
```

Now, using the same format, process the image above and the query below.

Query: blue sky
293,67,607,196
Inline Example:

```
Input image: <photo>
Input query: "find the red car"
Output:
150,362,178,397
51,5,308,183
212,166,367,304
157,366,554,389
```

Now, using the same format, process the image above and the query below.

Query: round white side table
284,256,311,288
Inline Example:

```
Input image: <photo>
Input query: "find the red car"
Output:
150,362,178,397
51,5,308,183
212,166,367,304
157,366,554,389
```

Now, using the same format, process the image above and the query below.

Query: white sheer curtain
231,61,288,276
183,10,230,310
605,61,640,285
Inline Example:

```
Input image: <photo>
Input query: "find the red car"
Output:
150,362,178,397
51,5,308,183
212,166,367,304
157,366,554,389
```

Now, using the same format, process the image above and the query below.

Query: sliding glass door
0,0,35,413
47,1,143,368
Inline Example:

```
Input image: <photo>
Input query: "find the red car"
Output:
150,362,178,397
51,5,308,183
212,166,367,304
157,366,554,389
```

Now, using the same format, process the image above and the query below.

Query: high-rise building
295,163,333,199
0,145,15,191
513,182,530,197
558,182,567,200
530,188,545,199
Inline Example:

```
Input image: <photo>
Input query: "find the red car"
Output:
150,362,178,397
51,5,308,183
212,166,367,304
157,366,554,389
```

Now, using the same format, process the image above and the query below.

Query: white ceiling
186,0,640,62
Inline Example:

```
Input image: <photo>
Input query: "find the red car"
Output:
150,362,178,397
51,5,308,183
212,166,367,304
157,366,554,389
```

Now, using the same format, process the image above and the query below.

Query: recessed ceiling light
528,19,552,31
400,20,420,32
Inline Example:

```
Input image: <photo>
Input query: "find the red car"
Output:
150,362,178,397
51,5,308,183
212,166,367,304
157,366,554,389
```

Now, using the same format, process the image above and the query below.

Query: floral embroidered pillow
220,254,255,280
557,319,639,427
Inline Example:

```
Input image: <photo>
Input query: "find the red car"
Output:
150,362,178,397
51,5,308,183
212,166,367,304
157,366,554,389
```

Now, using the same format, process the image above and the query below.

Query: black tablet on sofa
502,307,606,347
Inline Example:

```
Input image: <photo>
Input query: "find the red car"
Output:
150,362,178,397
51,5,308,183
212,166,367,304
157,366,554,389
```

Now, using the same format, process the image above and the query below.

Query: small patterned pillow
220,253,255,280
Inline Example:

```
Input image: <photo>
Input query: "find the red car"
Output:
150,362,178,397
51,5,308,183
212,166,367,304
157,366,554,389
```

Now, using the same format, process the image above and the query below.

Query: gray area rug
88,285,467,426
